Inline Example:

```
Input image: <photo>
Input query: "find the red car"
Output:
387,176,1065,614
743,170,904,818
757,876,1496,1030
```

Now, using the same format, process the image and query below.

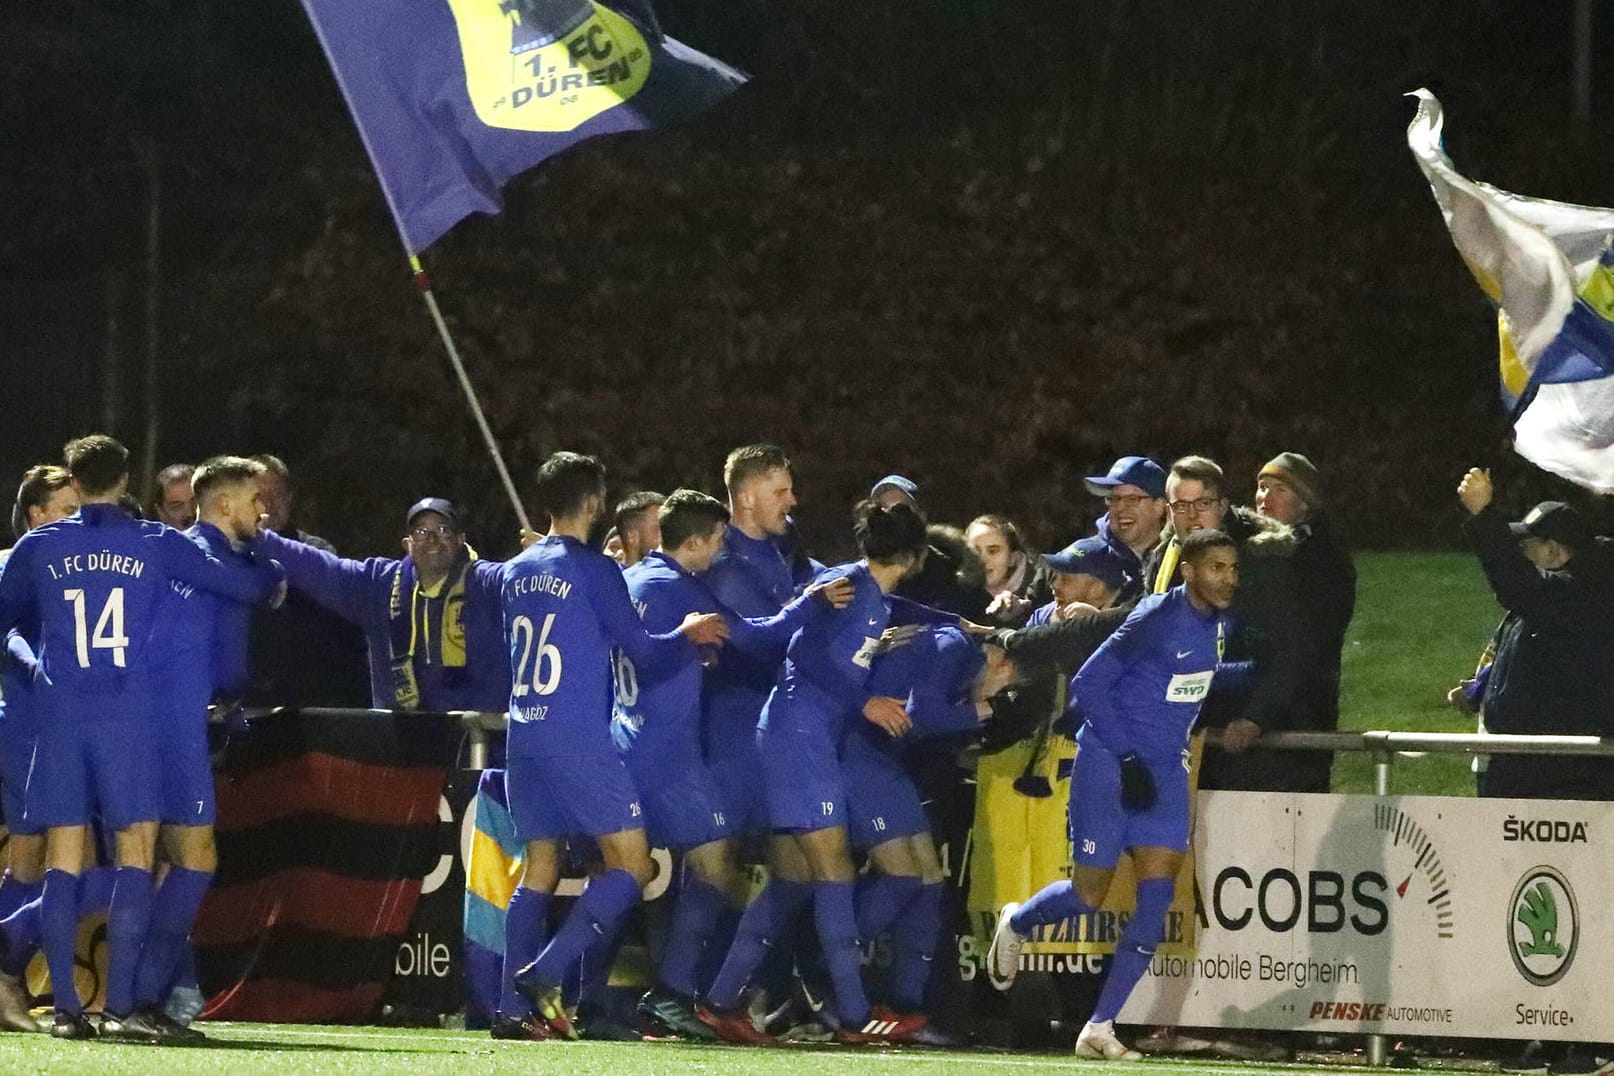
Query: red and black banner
195,709,458,1022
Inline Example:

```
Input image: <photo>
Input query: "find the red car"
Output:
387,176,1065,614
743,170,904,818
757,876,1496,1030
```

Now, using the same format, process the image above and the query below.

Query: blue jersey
257,529,510,712
192,523,259,696
1071,585,1228,759
610,550,819,769
759,562,887,744
703,526,808,699
150,523,261,705
0,504,278,718
502,535,694,757
0,628,39,727
844,624,983,763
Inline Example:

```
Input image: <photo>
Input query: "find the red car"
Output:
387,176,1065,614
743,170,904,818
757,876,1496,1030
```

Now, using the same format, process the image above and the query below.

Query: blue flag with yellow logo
300,0,748,254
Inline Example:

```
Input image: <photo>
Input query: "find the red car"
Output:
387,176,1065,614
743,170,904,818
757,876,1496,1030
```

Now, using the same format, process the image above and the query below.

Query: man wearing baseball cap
991,537,1136,674
1084,456,1168,603
1457,467,1614,800
255,496,511,714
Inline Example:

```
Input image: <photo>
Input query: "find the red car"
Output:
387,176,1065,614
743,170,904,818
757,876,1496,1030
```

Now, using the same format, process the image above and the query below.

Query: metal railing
1211,728,1614,795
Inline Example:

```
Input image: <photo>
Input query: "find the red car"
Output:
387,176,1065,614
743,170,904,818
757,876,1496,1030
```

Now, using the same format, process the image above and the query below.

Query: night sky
2,1,1611,556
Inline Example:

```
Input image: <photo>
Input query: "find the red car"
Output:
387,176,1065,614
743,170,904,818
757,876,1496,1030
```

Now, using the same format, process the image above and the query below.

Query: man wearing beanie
1255,452,1356,792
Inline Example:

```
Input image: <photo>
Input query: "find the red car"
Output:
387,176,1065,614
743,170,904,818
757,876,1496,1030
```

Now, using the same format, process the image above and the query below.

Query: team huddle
493,447,1244,1058
0,435,1272,1056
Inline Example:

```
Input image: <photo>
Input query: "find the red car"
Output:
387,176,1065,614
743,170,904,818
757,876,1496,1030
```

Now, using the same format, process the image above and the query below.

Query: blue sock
705,878,811,1010
499,886,550,1018
172,943,199,992
526,869,640,991
0,871,31,920
854,873,922,942
41,869,81,1016
577,915,626,1012
889,882,943,1011
78,866,115,916
1010,879,1095,933
0,882,44,977
696,903,741,994
104,866,154,1017
814,881,870,1028
132,868,211,1009
1091,877,1173,1024
560,950,582,1010
658,877,728,998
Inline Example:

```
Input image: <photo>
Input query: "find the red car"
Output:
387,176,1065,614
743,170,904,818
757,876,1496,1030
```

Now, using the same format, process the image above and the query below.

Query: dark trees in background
2,1,1611,557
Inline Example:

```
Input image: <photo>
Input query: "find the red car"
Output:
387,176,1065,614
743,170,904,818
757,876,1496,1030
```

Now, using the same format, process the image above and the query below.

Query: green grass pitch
0,1022,1499,1074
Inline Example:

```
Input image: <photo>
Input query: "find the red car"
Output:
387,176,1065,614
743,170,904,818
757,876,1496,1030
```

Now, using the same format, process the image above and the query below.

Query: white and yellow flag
1407,89,1614,491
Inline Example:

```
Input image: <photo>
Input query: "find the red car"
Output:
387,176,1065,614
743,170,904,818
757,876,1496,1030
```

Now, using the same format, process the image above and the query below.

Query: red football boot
837,1005,928,1044
694,1001,778,1045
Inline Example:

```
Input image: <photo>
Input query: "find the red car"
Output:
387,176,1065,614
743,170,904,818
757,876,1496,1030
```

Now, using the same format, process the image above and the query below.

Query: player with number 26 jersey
500,534,696,837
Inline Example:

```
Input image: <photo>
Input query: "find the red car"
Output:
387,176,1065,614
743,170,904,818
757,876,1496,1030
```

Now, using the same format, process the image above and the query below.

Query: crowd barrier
205,710,1612,1059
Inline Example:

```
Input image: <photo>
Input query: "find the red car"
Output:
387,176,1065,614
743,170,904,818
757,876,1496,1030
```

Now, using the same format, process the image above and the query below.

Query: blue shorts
627,755,730,850
156,670,215,826
707,730,768,836
0,708,40,836
844,747,928,850
506,748,643,842
28,718,161,831
1067,738,1191,869
757,725,845,833
156,725,215,827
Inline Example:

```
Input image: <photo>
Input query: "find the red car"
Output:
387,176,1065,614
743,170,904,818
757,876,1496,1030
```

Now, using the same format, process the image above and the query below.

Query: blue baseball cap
1083,456,1167,499
1042,536,1130,591
870,474,920,501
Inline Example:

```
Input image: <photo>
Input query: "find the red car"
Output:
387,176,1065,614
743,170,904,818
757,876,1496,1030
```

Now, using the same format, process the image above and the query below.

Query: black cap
1508,501,1592,548
406,497,461,531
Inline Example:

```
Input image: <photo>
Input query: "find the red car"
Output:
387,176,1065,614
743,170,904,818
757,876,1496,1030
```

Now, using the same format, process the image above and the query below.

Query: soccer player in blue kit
611,489,853,1036
123,456,278,1042
842,624,1014,1031
501,453,728,1040
0,436,281,1040
0,465,79,1030
701,444,822,840
988,528,1239,1061
698,499,929,1045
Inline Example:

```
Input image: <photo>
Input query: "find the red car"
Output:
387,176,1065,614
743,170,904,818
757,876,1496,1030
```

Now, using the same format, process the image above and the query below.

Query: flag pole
409,255,534,533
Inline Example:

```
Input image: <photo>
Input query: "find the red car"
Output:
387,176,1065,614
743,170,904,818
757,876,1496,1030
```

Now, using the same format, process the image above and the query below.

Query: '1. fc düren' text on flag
299,0,748,254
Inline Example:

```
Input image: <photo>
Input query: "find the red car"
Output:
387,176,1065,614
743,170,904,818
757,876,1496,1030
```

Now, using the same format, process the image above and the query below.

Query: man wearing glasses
1147,456,1230,594
1083,456,1168,604
256,497,510,714
1150,455,1312,780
